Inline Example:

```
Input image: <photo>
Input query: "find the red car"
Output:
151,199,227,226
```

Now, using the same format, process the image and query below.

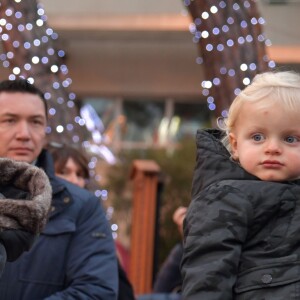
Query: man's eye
252,134,263,141
32,119,44,125
4,119,14,123
285,136,298,143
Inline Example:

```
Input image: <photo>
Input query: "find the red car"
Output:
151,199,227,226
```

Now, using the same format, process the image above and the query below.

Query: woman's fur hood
0,158,52,234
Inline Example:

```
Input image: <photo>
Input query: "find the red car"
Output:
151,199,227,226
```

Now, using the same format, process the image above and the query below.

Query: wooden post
129,159,161,295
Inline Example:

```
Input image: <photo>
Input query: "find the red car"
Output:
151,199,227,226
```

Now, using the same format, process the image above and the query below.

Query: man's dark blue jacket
0,150,118,299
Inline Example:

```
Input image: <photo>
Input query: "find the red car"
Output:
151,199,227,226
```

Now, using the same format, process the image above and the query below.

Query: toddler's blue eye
252,134,263,141
285,136,297,143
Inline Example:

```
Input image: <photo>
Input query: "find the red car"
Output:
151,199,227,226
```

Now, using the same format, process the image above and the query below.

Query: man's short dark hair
0,79,48,117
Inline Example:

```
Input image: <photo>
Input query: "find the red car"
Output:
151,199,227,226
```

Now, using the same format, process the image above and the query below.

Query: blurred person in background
49,143,136,300
137,207,185,300
153,206,186,294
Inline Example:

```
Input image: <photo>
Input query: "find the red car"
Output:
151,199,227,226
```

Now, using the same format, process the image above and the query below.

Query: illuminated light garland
0,1,83,145
184,0,275,116
0,1,116,228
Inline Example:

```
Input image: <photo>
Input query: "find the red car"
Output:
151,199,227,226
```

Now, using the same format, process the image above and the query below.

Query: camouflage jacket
181,129,300,300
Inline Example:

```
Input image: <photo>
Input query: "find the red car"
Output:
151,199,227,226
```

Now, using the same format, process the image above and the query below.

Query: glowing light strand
184,0,275,117
0,1,117,229
0,0,83,145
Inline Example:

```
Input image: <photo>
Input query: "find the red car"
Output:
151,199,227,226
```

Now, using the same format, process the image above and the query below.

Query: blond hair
221,71,300,151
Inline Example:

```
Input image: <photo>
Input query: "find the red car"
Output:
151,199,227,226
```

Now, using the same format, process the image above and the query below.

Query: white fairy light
201,30,209,38
1,33,9,41
36,19,43,27
37,8,45,16
240,64,248,71
243,77,251,85
202,12,209,19
56,125,64,133
31,56,39,64
50,65,59,73
24,63,31,70
210,6,218,14
12,67,20,75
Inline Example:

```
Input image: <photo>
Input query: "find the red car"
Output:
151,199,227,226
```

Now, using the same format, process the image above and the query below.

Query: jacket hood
0,158,52,233
191,129,257,197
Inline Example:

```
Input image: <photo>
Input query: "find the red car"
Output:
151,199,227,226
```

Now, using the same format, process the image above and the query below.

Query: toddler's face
229,101,300,181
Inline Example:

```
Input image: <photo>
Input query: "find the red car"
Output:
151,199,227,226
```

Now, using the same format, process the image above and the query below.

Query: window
172,102,211,142
80,97,211,150
123,100,164,144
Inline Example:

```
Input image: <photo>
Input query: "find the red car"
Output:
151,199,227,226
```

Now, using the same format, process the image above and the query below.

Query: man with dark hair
0,79,118,299
0,78,47,116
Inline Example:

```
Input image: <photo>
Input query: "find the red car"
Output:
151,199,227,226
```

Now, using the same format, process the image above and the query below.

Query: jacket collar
191,129,257,197
36,149,73,218
36,149,65,194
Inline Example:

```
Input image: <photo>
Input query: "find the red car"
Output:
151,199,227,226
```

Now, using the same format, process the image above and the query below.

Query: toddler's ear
229,132,238,160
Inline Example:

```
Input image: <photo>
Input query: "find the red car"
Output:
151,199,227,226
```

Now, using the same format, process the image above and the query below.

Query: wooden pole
129,159,161,295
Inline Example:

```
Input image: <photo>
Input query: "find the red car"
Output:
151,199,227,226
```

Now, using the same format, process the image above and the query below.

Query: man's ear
229,132,238,160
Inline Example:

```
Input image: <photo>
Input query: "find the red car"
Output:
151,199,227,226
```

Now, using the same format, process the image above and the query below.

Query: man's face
0,92,47,163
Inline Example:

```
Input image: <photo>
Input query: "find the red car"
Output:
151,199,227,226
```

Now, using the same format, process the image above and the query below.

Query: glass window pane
172,102,211,142
80,97,123,146
82,97,116,128
123,100,164,143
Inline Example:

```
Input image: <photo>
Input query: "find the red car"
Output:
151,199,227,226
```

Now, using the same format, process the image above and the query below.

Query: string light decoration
0,0,119,232
183,0,276,118
0,0,85,144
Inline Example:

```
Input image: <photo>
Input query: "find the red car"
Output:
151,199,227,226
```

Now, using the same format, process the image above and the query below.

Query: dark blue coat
0,150,118,299
0,244,6,277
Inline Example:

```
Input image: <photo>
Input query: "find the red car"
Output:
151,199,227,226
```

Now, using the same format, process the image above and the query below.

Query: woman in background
48,143,136,300
49,143,89,189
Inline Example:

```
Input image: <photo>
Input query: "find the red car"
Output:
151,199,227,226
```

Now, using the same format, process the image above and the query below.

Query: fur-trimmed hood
0,158,52,234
